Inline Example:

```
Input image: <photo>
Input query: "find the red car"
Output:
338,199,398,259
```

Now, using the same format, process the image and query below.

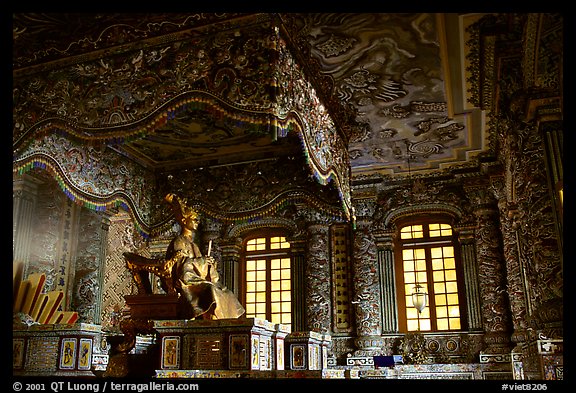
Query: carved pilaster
374,231,398,333
351,213,382,350
287,235,306,332
466,183,512,356
503,206,530,347
305,224,331,333
13,174,42,273
219,237,243,295
456,226,483,331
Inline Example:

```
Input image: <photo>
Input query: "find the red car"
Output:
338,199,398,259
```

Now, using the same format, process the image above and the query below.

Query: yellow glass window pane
403,260,415,272
446,282,458,293
246,260,256,270
443,247,454,257
281,258,291,268
434,282,446,293
446,293,459,305
246,304,255,314
401,226,413,239
406,306,418,319
405,285,415,296
441,223,452,230
281,314,291,324
271,314,280,323
419,319,431,331
256,303,266,313
271,281,280,291
432,259,444,270
257,259,267,270
404,272,416,284
281,291,291,301
256,270,266,281
407,319,419,331
436,306,448,318
246,293,256,303
256,281,266,292
282,302,291,312
436,318,449,330
271,292,281,302
415,249,426,260
416,271,427,283
444,258,455,269
271,303,281,313
271,259,281,269
445,270,457,281
256,293,267,302
271,270,280,280
448,306,460,317
433,270,444,282
431,247,443,259
246,271,256,281
449,318,461,330
429,223,440,231
435,294,446,305
281,269,290,279
429,229,440,237
415,260,427,272
281,280,291,290
403,249,414,260
246,282,256,292
412,225,423,234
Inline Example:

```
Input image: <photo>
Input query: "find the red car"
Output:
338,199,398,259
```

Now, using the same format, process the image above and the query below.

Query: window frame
240,229,292,327
394,215,468,333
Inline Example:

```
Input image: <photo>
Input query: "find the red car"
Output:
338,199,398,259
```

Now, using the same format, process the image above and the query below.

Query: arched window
241,232,292,329
395,219,467,332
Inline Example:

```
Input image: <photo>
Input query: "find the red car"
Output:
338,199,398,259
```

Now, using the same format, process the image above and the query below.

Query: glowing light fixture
411,284,427,314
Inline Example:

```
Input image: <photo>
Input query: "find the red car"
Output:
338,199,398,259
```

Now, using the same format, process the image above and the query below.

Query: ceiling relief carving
283,13,470,177
12,13,248,71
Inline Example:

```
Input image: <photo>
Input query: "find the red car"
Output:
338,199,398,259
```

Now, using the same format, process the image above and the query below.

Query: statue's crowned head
165,193,199,226
181,204,199,221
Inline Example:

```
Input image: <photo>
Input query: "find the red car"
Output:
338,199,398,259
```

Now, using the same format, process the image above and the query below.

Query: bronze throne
123,250,183,296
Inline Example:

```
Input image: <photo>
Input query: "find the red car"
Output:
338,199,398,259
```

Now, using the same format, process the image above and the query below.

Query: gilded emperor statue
124,193,245,320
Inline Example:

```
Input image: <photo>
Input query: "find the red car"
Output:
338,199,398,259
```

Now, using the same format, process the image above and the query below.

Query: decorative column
13,174,42,274
351,199,383,356
466,183,512,362
72,208,112,324
219,237,243,296
305,224,331,333
374,231,398,334
287,235,306,333
94,214,113,324
456,226,483,331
